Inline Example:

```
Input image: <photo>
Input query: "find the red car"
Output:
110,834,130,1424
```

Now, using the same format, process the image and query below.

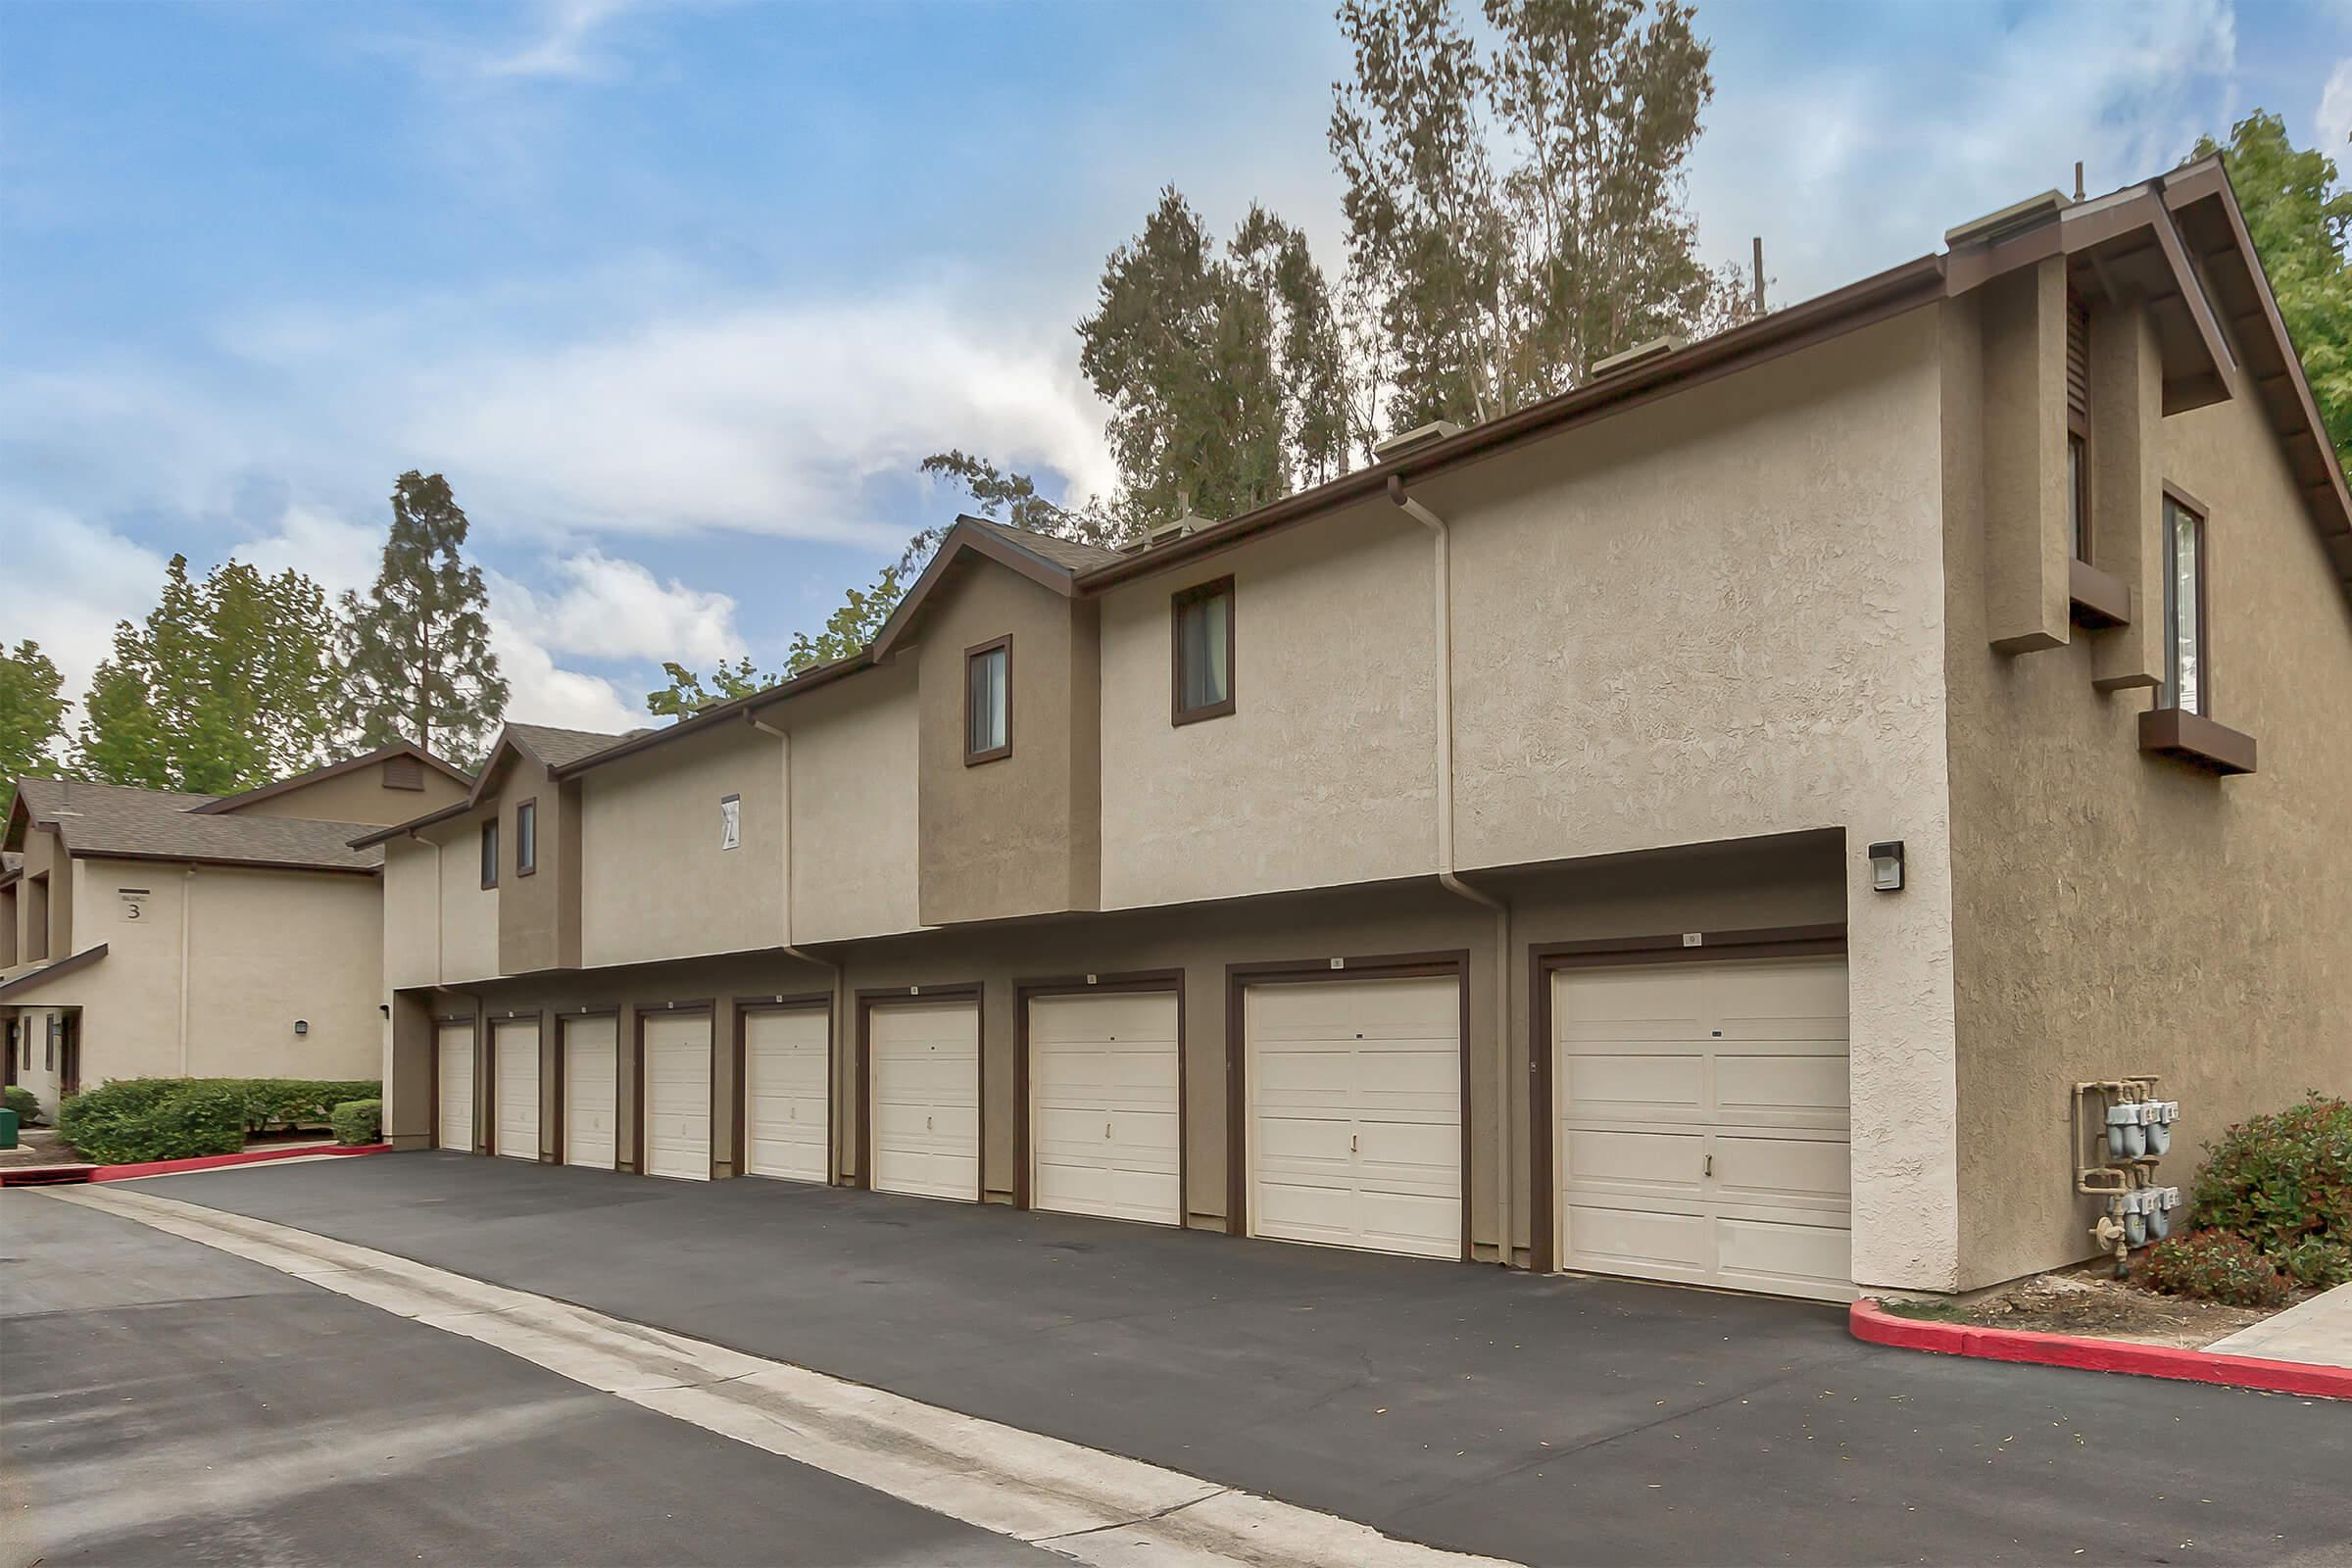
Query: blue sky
7,0,2348,735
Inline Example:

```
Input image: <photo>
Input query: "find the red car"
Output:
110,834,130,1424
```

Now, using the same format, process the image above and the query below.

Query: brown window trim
514,798,538,878
2067,417,2093,566
963,634,1012,766
2137,706,2255,775
2067,558,2132,628
478,819,499,890
2160,480,2213,717
1170,575,1237,726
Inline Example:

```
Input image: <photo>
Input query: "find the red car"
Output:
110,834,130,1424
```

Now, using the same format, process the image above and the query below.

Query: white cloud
483,0,641,80
486,616,643,733
230,504,383,600
2321,59,2352,157
2,509,167,720
490,551,744,666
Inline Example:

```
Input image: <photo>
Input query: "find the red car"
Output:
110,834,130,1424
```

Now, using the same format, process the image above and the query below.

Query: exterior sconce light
1867,841,1905,892
293,1018,310,1037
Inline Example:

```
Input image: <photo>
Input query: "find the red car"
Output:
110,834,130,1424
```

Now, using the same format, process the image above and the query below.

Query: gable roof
349,719,635,848
867,514,1112,662
7,775,382,873
507,723,632,771
190,741,471,816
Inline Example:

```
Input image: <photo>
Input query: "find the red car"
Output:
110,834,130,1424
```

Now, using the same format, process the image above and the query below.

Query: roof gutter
1389,472,1516,1269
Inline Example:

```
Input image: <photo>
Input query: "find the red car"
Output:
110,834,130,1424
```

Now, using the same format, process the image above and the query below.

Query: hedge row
57,1077,383,1166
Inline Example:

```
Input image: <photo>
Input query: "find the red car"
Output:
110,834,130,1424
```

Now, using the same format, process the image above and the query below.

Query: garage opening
639,1008,712,1181
1242,972,1463,1260
1024,989,1180,1227
435,1020,476,1152
1550,955,1851,1301
493,1017,541,1161
866,998,979,1201
562,1013,618,1169
742,1004,830,1184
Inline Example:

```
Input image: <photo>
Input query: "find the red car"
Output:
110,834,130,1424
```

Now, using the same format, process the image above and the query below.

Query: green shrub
3,1084,38,1126
59,1079,246,1165
215,1078,382,1133
328,1099,382,1147
2139,1229,2292,1308
2189,1092,2351,1276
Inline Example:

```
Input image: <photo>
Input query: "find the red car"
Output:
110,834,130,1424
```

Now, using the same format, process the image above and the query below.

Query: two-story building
2,743,471,1116
364,158,2350,1300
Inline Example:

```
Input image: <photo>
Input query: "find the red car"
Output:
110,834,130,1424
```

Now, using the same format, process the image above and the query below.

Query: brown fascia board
66,847,381,876
349,799,474,850
546,650,877,781
189,742,472,816
1073,255,1949,592
865,516,1083,662
0,943,110,1002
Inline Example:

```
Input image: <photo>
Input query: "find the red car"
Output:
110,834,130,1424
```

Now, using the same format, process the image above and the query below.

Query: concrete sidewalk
2206,1280,2352,1368
121,1152,2352,1567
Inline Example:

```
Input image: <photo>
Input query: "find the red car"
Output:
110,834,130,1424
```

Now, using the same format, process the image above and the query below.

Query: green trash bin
0,1107,17,1150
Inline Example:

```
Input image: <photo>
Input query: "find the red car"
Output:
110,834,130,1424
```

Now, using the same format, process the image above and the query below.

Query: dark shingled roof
505,722,628,771
968,518,1126,573
11,775,383,872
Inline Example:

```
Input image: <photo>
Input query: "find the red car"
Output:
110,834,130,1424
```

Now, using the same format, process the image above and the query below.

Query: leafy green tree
0,641,68,820
75,556,337,793
784,564,906,673
1331,0,1749,429
646,656,773,720
2194,111,2352,469
335,471,509,769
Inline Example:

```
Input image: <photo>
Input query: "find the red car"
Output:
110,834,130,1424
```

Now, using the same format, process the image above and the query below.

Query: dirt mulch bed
1885,1262,2299,1349
0,1128,83,1169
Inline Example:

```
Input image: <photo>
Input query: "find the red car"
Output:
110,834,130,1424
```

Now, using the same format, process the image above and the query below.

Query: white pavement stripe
39,1184,1518,1568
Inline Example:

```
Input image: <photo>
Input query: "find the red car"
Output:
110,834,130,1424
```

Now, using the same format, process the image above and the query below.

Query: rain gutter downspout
748,710,849,1177
1389,473,1517,1267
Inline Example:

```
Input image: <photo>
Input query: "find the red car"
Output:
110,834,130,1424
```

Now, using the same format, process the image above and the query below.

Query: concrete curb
89,1143,391,1183
1851,1298,2352,1400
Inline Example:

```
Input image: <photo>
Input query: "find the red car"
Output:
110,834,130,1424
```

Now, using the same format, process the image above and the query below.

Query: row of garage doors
430,956,1854,1299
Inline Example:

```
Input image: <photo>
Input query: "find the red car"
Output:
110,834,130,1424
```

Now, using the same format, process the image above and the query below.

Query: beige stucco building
368,158,2347,1299
1,744,471,1117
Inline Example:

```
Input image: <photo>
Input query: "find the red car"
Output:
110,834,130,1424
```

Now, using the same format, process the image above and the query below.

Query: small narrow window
2163,492,2207,714
964,637,1010,764
2067,295,2091,563
480,818,500,890
2067,432,2090,563
719,794,742,852
1172,576,1236,724
514,800,537,877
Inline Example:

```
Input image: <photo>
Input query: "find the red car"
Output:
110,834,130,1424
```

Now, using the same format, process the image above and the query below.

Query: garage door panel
744,1009,828,1184
643,1013,712,1182
1355,1116,1457,1171
494,1020,541,1161
869,1002,979,1202
436,1027,476,1152
562,1017,617,1170
1357,1190,1462,1259
1555,956,1851,1300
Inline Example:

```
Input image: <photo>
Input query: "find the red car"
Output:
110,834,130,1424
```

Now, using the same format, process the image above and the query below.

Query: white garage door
869,1000,979,1201
1246,976,1461,1260
1028,991,1180,1227
744,1006,830,1183
642,1011,712,1181
436,1023,476,1152
564,1014,617,1170
493,1019,541,1161
1554,956,1851,1301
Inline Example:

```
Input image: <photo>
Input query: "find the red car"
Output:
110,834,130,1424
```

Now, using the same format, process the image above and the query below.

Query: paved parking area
115,1152,2352,1565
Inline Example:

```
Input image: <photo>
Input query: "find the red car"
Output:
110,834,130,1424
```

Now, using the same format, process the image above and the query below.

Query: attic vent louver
1371,420,1461,462
1587,335,1685,380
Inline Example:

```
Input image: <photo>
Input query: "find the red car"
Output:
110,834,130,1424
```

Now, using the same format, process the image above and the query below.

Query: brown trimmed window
2163,492,2208,714
964,636,1010,764
2067,294,2091,563
480,818,500,889
514,799,537,877
1171,576,1235,724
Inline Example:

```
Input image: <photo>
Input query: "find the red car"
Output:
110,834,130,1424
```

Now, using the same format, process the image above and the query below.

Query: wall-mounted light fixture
1867,841,1906,892
379,1004,391,1018
293,1018,310,1037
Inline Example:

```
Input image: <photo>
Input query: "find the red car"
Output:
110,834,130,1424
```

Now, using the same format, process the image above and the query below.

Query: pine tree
335,471,509,769
0,640,68,821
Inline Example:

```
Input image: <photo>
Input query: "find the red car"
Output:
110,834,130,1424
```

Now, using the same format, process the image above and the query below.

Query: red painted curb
1851,1298,2352,1400
89,1143,391,1183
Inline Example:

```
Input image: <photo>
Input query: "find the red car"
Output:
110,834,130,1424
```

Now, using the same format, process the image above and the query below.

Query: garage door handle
926,1114,933,1131
1105,1120,1112,1139
1704,1153,1714,1178
1350,1134,1359,1154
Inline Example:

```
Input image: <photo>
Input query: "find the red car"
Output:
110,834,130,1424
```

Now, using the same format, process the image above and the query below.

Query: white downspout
1390,474,1518,1267
748,710,849,1180
177,865,195,1075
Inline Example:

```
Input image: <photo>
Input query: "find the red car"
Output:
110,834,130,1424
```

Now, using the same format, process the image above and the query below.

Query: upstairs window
480,818,500,890
965,636,1010,764
514,800,537,877
1172,577,1236,724
2067,294,2091,563
2164,492,2207,714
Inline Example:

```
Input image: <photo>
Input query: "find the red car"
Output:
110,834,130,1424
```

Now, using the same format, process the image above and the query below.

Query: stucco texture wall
580,721,784,968
220,760,467,824
383,839,441,992
1945,309,2352,1289
785,662,921,944
1097,503,1439,909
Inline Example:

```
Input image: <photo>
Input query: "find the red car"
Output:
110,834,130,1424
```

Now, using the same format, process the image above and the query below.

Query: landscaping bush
215,1077,382,1134
2189,1092,2351,1284
4,1084,38,1126
2139,1229,2292,1308
59,1079,246,1165
329,1098,382,1147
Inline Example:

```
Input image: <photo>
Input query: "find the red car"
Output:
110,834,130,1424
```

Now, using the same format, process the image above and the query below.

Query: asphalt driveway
117,1152,2352,1565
